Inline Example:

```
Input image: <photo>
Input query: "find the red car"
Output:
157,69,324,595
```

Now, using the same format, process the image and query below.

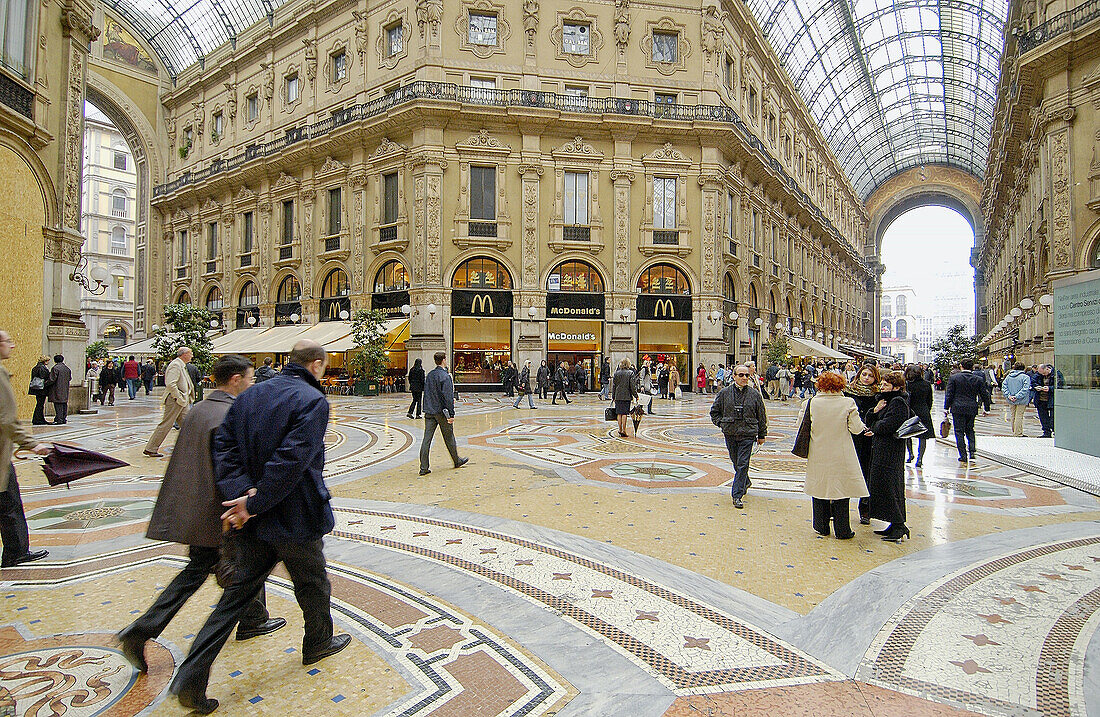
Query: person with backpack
1000,362,1032,437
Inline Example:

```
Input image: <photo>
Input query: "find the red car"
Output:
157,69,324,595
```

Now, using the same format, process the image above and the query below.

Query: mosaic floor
2,389,1099,716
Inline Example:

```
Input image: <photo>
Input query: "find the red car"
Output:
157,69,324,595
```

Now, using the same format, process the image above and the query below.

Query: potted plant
348,308,387,396
178,137,192,159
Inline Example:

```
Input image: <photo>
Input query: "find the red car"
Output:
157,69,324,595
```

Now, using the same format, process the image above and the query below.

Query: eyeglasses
734,372,751,377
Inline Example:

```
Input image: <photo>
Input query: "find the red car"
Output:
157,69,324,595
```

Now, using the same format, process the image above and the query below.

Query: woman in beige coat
797,370,868,539
667,365,681,399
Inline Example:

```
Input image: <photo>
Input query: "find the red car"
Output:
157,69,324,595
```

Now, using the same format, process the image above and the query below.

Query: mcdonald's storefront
546,291,604,391
637,294,692,385
451,288,513,384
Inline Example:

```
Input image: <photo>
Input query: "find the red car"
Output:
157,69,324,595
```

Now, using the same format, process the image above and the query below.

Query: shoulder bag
895,399,928,439
791,397,812,458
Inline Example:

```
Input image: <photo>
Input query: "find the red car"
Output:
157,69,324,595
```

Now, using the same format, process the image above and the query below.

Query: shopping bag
939,416,952,438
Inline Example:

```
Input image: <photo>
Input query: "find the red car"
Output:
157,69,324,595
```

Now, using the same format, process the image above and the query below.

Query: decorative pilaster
1046,108,1076,271
351,170,367,292
518,164,542,290
610,169,634,292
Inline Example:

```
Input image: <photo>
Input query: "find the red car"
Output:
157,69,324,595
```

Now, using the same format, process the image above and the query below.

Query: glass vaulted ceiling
744,0,1008,199
102,0,287,78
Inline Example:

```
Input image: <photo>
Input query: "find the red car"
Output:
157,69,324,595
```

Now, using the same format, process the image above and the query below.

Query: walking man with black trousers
117,355,285,674
710,365,767,510
169,341,351,713
944,358,991,463
419,351,469,476
1032,363,1056,437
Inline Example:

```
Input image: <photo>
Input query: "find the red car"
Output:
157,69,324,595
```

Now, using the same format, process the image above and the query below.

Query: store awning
114,335,160,356
294,321,353,347
236,325,313,354
210,328,270,354
787,336,851,360
839,344,893,363
324,318,408,353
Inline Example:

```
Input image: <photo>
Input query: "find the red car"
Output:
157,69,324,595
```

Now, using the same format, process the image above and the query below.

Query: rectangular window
332,51,347,81
383,172,399,225
327,187,341,235
286,74,299,103
652,32,678,63
751,209,759,251
653,177,676,229
469,76,495,103
387,24,403,56
207,221,218,259
771,224,779,261
563,84,588,110
110,229,127,255
247,93,258,121
183,127,193,147
470,165,496,220
242,211,254,253
726,192,734,237
282,200,294,244
116,276,125,301
113,151,127,170
469,12,497,45
178,230,188,266
212,112,223,139
1,0,36,80
564,171,588,225
563,22,590,54
111,193,127,217
748,87,758,120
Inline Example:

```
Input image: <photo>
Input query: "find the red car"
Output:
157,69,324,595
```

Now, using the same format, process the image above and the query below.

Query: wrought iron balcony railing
562,225,591,242
468,221,498,238
153,81,859,261
324,236,340,252
1019,0,1100,52
652,230,679,245
379,224,398,243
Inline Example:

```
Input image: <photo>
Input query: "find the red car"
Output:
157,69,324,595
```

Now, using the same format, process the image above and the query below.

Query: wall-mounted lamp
1010,307,1022,317
1039,294,1053,307
339,310,350,320
401,304,412,316
728,311,739,322
427,303,437,317
289,312,301,324
210,318,220,329
1019,297,1034,310
708,310,722,324
528,306,539,318
620,307,631,321
753,317,763,327
70,255,109,295
246,315,257,326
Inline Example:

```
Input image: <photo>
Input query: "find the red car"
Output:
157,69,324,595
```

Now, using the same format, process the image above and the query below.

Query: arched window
111,189,128,218
175,290,191,305
749,284,759,307
1091,240,1100,269
895,319,907,340
110,226,127,255
548,260,603,292
374,260,409,293
452,256,512,289
723,274,736,302
321,268,349,298
239,282,259,306
881,297,892,317
895,295,907,316
277,275,301,304
881,319,891,338
636,263,690,294
205,286,223,311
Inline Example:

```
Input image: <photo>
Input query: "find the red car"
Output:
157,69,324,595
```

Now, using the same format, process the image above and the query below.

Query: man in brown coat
47,354,71,424
117,354,284,672
0,330,52,567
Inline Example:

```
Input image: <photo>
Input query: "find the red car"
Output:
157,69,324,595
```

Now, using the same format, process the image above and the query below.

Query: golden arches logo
471,294,494,314
654,298,675,318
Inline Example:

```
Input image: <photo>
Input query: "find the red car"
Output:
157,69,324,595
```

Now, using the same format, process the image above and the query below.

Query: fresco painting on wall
103,17,157,74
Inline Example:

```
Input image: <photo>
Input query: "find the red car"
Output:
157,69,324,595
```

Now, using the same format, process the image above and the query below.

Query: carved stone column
514,163,544,365
609,168,635,365
406,151,447,366
1046,108,1076,274
350,169,367,293
696,172,725,373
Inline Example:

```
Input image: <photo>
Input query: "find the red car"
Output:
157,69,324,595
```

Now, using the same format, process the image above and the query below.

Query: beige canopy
785,336,852,360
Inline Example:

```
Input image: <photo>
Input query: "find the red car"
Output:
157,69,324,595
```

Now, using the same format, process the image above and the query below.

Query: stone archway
863,166,984,347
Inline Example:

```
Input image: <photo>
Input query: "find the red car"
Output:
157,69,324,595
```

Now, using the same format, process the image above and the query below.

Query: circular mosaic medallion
486,435,559,447
602,462,704,482
28,499,154,531
0,646,137,715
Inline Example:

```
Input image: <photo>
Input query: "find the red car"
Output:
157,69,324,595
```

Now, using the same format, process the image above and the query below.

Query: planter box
353,381,380,396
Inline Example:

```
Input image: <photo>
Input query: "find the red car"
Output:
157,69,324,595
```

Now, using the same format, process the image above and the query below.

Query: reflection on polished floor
2,390,1099,716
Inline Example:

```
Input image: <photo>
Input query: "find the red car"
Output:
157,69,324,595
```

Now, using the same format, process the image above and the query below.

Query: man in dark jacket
512,359,536,409
140,359,157,394
1032,363,1055,437
599,357,612,400
553,362,571,404
710,365,767,509
944,358,992,463
47,355,71,424
169,341,350,713
254,357,277,383
117,355,284,675
98,360,119,406
536,360,549,400
420,351,469,475
186,360,204,402
29,356,50,424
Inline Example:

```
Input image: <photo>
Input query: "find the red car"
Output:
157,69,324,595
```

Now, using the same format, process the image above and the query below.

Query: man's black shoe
419,468,431,475
175,687,219,714
235,617,286,641
733,498,744,509
302,633,352,665
116,628,148,672
455,457,469,469
2,549,49,568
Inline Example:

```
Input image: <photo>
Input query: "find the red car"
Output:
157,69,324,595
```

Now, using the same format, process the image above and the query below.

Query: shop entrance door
548,352,599,391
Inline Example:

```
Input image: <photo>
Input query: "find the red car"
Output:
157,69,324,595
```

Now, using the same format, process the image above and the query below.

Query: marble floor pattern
1,389,1099,716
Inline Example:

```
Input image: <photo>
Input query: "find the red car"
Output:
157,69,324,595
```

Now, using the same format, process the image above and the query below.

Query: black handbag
604,406,617,421
896,414,927,439
791,397,812,458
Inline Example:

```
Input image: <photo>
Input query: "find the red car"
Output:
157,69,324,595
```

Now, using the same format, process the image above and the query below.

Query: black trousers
52,402,67,424
407,390,422,417
420,414,461,471
31,394,47,424
126,545,268,639
952,411,977,459
537,381,548,399
1036,401,1053,436
0,465,30,566
171,532,332,697
552,383,569,403
812,498,852,536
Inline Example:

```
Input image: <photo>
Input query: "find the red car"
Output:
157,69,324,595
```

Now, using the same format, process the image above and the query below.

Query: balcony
0,72,33,120
563,225,591,242
176,267,187,279
1019,0,1100,52
239,253,252,268
653,230,679,245
469,221,498,238
279,245,293,260
324,236,341,253
752,252,762,268
379,225,397,243
205,260,217,274
727,238,738,256
771,262,779,278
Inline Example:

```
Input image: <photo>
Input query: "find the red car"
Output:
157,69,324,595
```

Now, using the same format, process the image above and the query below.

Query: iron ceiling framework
743,0,1008,199
101,0,282,78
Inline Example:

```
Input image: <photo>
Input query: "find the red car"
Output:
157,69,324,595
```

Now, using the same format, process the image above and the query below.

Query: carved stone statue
416,0,443,38
303,39,317,86
261,63,274,99
224,82,237,120
614,0,630,50
701,4,724,58
353,11,369,58
523,0,539,40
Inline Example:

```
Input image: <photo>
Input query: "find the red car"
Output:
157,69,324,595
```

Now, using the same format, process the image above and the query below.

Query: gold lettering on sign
472,294,494,314
655,299,674,318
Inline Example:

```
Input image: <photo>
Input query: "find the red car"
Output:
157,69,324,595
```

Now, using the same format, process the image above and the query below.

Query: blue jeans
513,392,535,408
599,381,609,400
723,436,755,500
127,378,139,399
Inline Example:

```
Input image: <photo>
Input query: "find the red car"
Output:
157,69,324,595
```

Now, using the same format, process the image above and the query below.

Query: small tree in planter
929,323,979,387
152,304,216,373
763,334,789,367
348,309,388,394
86,340,110,363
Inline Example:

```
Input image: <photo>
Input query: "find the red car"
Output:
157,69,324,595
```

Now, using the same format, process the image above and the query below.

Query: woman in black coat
904,366,935,468
865,370,911,542
29,356,51,425
845,364,880,524
406,359,425,419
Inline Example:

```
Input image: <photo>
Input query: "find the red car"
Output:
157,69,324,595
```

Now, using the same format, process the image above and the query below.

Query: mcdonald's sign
637,294,691,321
452,289,513,317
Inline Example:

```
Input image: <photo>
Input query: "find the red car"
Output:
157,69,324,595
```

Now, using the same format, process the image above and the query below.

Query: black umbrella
40,444,130,488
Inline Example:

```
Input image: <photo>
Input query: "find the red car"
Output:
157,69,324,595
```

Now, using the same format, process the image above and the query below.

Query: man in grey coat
47,354,71,424
419,351,469,476
117,355,284,673
710,364,768,509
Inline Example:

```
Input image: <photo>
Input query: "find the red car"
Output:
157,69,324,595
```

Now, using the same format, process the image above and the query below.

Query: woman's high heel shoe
881,526,910,543
873,525,893,535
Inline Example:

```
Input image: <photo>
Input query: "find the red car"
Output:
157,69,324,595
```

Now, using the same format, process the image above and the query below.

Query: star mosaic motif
977,613,1012,625
683,636,711,650
413,531,429,537
445,539,462,545
992,596,1017,605
515,559,534,566
963,634,1001,646
635,610,659,622
479,548,497,554
380,525,397,531
552,573,572,580
1039,573,1065,581
591,589,614,599
950,659,992,675
1018,584,1047,593
1063,564,1087,571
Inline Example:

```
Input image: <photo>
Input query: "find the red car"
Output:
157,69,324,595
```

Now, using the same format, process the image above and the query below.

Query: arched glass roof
744,0,1008,199
102,0,283,78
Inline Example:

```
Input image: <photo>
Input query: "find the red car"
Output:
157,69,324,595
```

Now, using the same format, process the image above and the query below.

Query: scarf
845,381,877,397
